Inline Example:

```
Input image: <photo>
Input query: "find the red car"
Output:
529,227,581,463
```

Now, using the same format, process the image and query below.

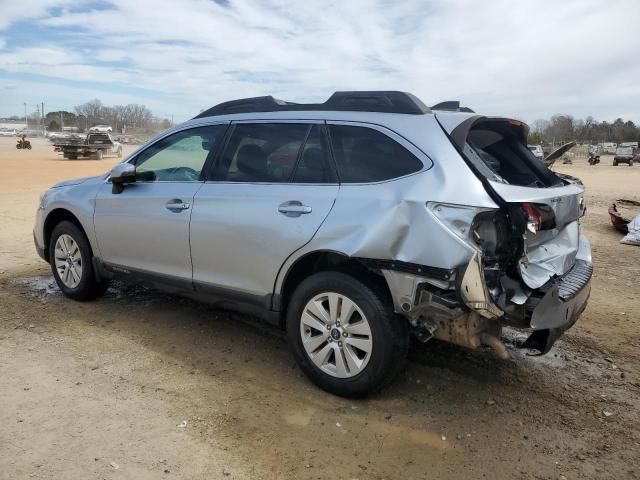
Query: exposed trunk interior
462,119,563,187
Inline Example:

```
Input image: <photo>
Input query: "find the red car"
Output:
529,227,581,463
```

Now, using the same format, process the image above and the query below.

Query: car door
94,123,228,284
190,121,339,304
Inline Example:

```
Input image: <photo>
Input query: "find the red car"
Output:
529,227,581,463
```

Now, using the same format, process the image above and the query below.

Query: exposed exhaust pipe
480,332,510,360
432,312,510,359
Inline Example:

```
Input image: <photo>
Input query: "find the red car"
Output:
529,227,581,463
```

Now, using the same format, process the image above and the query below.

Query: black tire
629,160,633,166
286,271,409,398
49,221,107,301
613,160,618,166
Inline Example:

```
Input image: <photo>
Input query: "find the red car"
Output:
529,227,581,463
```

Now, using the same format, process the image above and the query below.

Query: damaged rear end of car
392,113,592,357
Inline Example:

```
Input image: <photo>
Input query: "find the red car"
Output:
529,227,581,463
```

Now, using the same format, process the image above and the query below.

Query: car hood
52,174,106,188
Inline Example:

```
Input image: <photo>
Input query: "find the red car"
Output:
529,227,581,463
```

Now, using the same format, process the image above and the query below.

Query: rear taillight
522,203,555,234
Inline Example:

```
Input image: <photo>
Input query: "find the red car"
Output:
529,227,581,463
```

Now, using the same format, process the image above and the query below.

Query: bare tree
73,99,154,133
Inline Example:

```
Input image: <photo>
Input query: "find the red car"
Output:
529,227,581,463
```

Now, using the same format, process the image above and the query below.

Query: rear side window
328,125,423,183
292,125,336,184
215,123,308,182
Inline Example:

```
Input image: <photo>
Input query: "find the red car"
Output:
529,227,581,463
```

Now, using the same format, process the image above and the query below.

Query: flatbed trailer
52,133,122,160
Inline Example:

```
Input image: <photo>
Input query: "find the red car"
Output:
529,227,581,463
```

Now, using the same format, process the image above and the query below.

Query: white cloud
0,0,639,122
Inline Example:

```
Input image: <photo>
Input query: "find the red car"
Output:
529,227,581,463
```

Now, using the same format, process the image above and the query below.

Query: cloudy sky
0,0,638,123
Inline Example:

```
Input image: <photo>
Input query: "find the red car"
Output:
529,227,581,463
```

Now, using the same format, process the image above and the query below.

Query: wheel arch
43,208,91,261
275,249,392,328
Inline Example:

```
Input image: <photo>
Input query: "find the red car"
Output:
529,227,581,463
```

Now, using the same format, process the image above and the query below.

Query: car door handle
278,200,312,217
165,199,191,211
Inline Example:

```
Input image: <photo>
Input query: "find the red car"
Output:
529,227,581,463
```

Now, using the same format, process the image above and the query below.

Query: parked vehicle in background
600,142,617,154
613,146,637,166
34,91,593,397
527,144,544,160
620,141,639,148
114,134,141,144
0,128,18,136
89,125,113,133
52,132,122,160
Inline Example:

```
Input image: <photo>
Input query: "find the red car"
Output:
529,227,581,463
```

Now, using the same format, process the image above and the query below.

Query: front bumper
34,231,47,261
34,207,47,262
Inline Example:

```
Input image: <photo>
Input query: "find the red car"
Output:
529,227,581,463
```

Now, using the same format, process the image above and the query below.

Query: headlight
39,189,54,209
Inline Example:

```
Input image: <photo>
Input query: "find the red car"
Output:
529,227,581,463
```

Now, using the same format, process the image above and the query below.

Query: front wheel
49,221,107,301
287,271,409,397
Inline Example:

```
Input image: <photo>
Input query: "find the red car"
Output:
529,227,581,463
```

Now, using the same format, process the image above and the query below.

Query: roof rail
431,101,475,113
193,91,431,118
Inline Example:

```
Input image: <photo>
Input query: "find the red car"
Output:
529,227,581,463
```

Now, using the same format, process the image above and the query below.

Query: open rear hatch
435,114,586,291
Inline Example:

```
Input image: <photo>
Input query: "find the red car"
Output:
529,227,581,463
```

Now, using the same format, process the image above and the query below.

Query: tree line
44,99,171,134
529,115,639,145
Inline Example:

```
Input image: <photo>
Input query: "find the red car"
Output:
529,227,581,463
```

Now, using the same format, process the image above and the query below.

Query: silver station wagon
34,91,592,397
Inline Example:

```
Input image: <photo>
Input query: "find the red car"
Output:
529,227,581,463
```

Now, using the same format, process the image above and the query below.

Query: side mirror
110,163,136,194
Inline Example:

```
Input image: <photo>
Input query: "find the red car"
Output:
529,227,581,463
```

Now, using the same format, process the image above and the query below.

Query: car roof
191,91,477,123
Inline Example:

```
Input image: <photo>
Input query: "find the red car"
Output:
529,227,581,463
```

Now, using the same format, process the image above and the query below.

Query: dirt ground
1,137,639,480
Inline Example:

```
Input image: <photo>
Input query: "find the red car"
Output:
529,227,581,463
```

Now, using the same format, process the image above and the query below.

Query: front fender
38,180,103,258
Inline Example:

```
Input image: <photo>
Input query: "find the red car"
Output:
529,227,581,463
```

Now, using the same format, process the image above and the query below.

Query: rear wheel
613,160,618,166
287,271,409,397
49,221,107,301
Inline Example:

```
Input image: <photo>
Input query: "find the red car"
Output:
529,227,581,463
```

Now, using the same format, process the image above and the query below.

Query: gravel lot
1,137,639,479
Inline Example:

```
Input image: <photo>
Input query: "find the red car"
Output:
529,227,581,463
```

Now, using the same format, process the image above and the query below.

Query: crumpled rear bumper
529,259,592,331
521,235,593,354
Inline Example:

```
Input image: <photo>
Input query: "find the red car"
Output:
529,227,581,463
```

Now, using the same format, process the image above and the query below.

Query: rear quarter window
328,124,423,183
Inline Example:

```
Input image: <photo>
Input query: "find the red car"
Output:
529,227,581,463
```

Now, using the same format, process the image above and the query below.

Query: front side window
214,123,309,182
134,125,226,182
328,124,423,183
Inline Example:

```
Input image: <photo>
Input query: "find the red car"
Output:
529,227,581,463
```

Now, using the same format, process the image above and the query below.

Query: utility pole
60,111,64,129
42,102,45,134
24,102,27,127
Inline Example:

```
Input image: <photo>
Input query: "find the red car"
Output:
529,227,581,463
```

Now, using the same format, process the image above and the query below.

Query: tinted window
292,125,336,183
215,123,309,182
135,125,226,182
328,125,423,183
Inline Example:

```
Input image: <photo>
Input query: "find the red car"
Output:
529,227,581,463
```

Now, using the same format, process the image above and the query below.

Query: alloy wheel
54,234,83,288
299,292,373,378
